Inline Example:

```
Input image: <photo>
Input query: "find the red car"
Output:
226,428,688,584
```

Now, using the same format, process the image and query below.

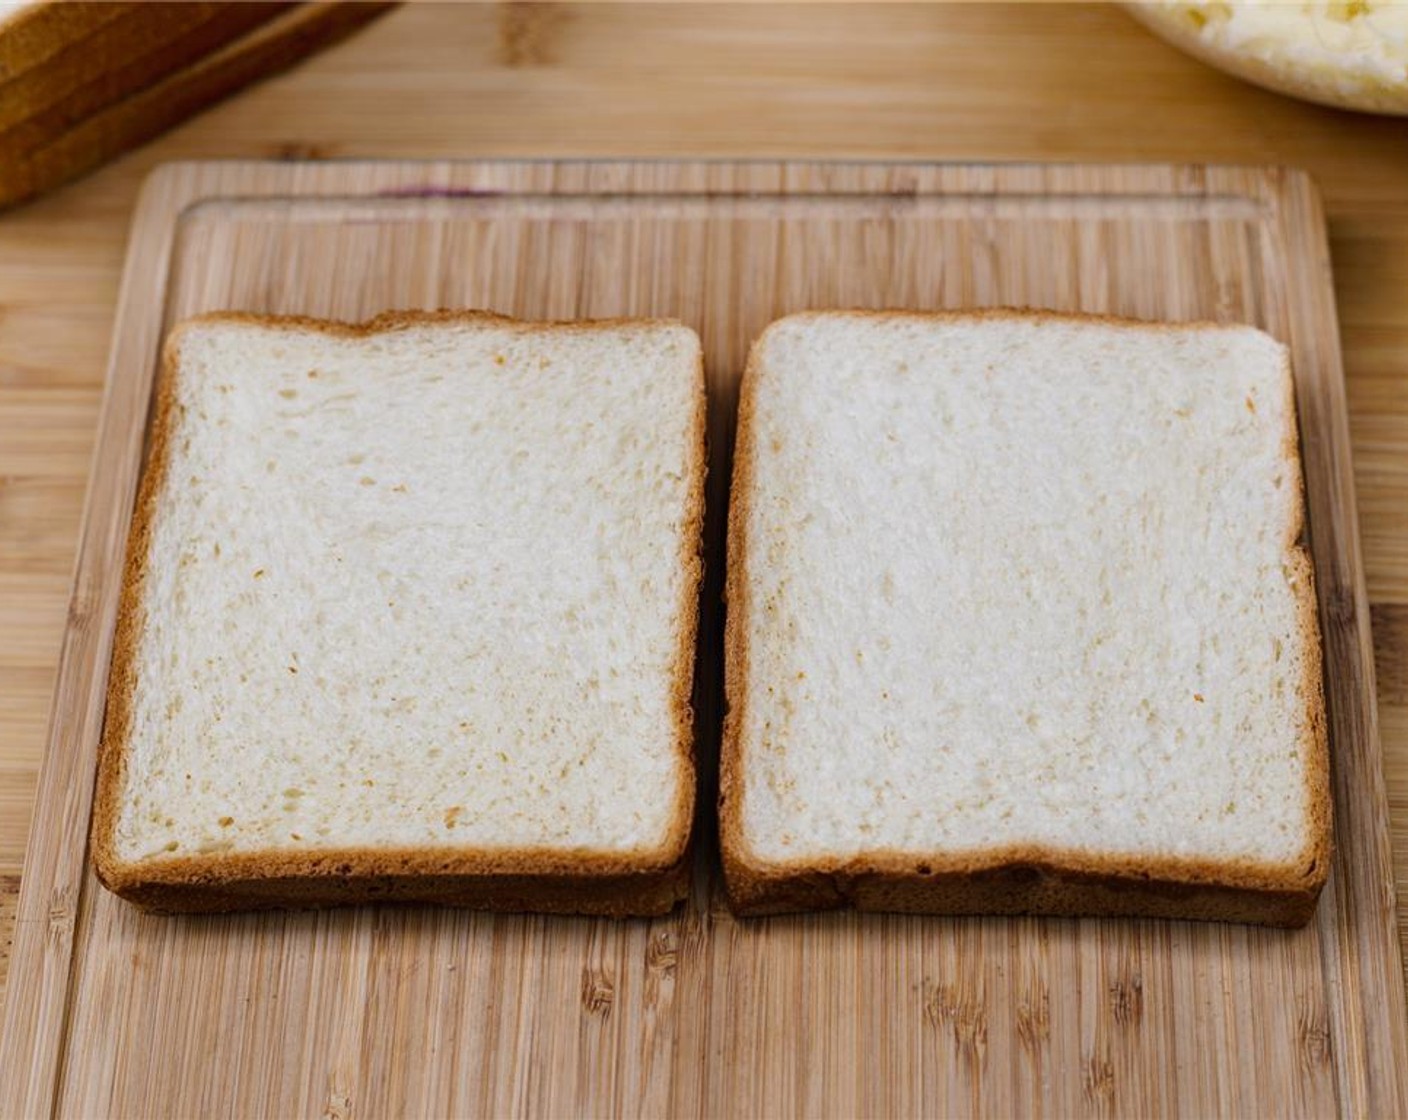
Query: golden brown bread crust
91,309,706,917
0,3,288,138
109,865,689,919
0,3,393,209
0,3,134,79
725,859,1320,927
719,308,1331,927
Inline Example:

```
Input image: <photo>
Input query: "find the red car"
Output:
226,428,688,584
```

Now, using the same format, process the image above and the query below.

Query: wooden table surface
2,2,1407,1008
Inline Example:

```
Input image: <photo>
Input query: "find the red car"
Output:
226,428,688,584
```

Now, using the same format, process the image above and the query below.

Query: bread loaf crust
720,308,1330,927
92,310,706,917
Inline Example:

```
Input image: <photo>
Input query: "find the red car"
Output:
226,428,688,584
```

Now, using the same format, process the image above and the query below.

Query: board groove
0,159,1404,1118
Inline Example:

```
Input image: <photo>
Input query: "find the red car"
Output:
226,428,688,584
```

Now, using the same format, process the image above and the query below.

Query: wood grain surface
1,157,1404,1119
0,2,1405,1114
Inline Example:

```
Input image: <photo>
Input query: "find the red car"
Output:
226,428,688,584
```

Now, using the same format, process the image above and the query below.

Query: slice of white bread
721,310,1330,926
93,311,705,916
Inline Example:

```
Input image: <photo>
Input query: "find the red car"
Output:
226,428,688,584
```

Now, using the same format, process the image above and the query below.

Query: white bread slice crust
92,310,705,916
721,309,1330,926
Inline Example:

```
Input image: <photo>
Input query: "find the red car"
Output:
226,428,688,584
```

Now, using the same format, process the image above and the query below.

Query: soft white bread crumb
102,313,703,878
724,311,1327,915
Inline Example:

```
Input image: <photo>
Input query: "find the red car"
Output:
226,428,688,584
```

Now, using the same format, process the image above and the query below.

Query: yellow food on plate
1129,2,1408,114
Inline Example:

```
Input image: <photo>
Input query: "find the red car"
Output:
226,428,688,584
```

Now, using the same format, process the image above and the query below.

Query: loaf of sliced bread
93,311,705,915
721,310,1329,926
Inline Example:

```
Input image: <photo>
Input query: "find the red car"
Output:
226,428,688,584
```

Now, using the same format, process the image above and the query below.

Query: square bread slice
93,311,705,915
721,310,1330,926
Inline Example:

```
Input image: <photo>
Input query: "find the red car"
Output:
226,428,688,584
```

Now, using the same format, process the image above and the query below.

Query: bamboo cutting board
2,160,1405,1118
